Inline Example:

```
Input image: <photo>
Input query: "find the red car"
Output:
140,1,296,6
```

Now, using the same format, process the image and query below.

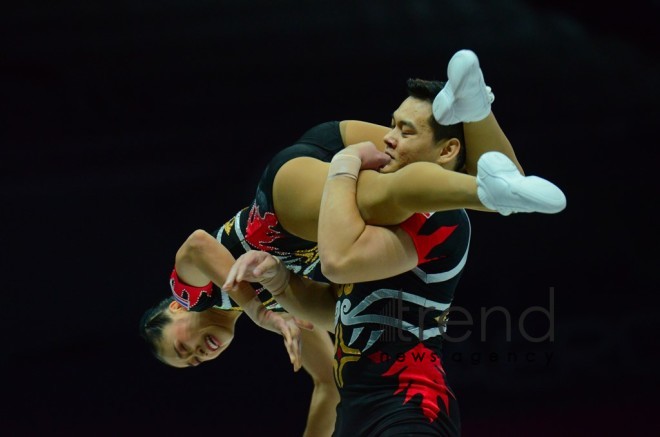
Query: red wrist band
169,268,214,311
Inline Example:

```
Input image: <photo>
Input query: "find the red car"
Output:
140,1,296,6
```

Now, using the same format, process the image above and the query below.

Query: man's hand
342,141,391,171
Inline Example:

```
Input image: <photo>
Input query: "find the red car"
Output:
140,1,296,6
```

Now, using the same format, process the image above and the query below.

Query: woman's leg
299,327,340,437
433,49,524,175
355,161,489,226
274,157,488,241
463,112,523,176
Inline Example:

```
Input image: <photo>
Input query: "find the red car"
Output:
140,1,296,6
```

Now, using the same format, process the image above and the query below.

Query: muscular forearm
318,167,366,279
317,151,376,283
318,152,417,284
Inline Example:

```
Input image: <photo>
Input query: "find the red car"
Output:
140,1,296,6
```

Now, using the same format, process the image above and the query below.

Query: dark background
2,1,658,435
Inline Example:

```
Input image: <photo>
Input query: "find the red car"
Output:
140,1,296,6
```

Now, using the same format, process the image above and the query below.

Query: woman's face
157,302,234,368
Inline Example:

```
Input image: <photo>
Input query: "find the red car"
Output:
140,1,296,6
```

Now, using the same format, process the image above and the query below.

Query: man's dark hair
406,78,466,172
139,297,174,359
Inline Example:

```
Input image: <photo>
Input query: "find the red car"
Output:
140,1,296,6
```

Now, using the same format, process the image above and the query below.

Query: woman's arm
174,229,308,369
223,250,337,332
175,229,260,309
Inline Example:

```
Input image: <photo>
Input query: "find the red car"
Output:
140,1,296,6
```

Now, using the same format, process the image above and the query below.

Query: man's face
157,303,234,368
380,97,442,173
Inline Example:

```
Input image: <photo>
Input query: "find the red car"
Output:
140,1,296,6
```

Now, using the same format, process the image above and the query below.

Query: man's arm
318,144,420,284
223,250,337,332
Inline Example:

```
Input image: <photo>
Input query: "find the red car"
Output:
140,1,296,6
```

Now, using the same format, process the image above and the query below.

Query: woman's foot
433,49,494,125
477,152,567,216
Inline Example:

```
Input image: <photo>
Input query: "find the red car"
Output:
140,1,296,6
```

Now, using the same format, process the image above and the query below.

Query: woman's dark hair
406,78,466,172
139,297,174,359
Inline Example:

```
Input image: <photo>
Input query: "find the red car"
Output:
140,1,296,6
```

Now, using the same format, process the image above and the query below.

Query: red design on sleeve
170,269,213,310
399,214,457,265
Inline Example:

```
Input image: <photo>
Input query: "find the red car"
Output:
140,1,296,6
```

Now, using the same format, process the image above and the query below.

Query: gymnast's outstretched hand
223,250,314,372
256,308,311,372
